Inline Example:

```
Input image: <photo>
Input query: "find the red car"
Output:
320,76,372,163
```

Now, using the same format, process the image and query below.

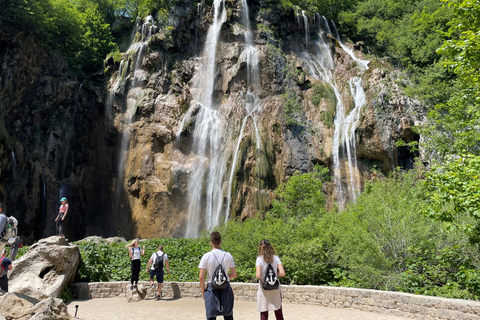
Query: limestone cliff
0,17,118,242
0,2,424,241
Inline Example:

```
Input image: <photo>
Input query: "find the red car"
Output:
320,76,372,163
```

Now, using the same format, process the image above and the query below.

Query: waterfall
109,16,158,216
299,14,369,208
41,167,46,238
302,11,309,46
11,150,17,180
182,0,228,238
330,20,369,71
224,0,263,223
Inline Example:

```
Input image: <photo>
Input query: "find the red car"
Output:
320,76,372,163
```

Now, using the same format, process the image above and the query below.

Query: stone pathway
67,297,410,320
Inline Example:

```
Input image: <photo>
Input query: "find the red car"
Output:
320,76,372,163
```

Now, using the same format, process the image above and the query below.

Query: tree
423,154,480,244
271,164,329,219
422,0,480,156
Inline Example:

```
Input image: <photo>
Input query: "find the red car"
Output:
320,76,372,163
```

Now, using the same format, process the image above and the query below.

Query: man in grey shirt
0,203,6,237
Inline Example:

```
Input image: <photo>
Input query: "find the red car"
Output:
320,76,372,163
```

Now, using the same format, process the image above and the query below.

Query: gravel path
67,297,410,320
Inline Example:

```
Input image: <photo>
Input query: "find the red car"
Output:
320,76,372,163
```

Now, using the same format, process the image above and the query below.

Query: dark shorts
149,269,164,283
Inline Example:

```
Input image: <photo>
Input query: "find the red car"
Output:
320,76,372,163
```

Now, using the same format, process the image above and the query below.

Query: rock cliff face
0,2,424,241
0,18,117,242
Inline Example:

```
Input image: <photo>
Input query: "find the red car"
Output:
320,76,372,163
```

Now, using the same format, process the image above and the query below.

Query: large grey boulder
8,236,81,300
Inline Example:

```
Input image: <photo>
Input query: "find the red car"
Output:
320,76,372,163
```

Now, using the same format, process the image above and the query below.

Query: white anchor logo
266,269,277,285
215,268,225,286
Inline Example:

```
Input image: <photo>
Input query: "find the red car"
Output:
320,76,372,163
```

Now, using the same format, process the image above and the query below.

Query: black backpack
262,263,279,290
211,253,229,290
154,252,165,271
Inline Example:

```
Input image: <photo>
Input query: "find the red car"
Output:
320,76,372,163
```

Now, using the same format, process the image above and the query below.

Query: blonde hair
125,238,139,248
258,239,276,264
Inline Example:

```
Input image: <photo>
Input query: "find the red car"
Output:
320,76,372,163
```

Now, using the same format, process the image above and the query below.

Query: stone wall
72,282,480,320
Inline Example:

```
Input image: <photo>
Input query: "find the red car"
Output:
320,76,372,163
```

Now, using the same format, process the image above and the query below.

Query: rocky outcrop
8,236,80,299
0,236,79,320
0,292,72,320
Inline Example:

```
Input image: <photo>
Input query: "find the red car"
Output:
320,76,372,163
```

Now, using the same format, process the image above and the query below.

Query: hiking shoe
133,285,138,290
130,285,134,290
156,295,161,301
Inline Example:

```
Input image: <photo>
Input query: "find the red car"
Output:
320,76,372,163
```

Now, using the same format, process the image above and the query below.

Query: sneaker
156,295,161,301
130,285,134,290
133,285,138,290
149,283,155,289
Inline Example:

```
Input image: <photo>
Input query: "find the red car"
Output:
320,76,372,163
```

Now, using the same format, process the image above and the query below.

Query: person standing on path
126,238,145,290
256,239,285,320
0,249,13,292
55,197,69,237
146,245,170,300
199,231,237,320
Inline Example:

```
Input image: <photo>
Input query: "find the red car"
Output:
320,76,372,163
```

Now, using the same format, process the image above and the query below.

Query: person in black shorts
146,245,170,300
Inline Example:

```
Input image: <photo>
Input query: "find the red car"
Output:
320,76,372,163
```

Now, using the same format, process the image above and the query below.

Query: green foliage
339,0,454,104
220,211,335,285
75,238,209,283
59,286,73,302
282,88,304,128
396,241,480,300
421,0,480,155
329,171,439,290
423,154,480,244
271,164,329,220
1,0,119,72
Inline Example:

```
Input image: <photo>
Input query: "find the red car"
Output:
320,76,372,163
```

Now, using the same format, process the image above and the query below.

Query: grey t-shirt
0,213,7,236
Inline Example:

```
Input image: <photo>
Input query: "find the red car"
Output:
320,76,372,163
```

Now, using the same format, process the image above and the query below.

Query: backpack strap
155,252,164,262
212,251,227,266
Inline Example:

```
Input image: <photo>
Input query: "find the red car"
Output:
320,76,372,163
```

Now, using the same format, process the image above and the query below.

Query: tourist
0,203,11,254
199,231,236,320
0,203,7,243
146,245,170,300
0,249,13,292
0,203,20,257
126,238,145,290
55,197,69,237
256,239,285,320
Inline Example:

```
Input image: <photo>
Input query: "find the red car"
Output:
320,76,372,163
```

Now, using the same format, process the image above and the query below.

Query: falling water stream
298,13,369,207
183,0,228,238
224,0,263,223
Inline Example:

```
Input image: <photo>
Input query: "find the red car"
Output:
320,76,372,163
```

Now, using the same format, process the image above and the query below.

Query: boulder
8,236,81,300
125,283,153,302
0,292,73,320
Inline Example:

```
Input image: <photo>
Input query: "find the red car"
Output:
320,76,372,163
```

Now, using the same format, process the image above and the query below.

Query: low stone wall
72,282,480,320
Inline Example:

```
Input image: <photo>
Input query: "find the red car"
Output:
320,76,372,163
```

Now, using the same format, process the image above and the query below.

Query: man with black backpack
199,231,237,320
146,245,170,300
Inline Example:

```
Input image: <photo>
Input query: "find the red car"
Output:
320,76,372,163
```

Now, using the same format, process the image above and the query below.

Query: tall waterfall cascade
179,0,229,238
225,0,263,223
106,16,158,219
297,12,369,208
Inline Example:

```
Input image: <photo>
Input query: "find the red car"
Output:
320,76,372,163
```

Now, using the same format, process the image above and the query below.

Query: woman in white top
126,238,145,290
256,239,285,320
